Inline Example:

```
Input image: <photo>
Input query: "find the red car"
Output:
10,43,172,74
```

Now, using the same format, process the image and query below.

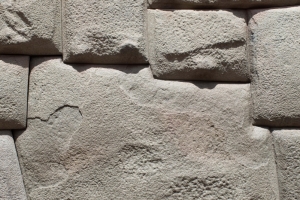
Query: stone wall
1,1,300,199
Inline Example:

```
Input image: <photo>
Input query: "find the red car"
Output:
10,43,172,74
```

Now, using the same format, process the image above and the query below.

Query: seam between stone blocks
271,135,282,200
12,55,32,200
60,0,64,57
12,130,29,200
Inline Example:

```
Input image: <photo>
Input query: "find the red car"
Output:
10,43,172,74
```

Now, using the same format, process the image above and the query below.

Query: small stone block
273,129,300,199
0,0,62,55
0,55,29,129
249,6,300,127
62,0,148,64
0,130,27,200
148,9,249,81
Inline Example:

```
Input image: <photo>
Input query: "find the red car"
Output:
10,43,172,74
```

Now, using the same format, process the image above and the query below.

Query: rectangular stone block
148,9,249,82
0,55,29,129
0,130,27,200
273,130,300,200
148,0,300,9
15,57,278,199
62,0,148,64
0,0,62,55
249,6,300,127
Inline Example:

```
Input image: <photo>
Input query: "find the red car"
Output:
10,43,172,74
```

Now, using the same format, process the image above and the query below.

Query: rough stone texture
0,130,27,200
148,0,300,9
14,57,279,200
62,0,147,64
249,7,300,127
0,55,29,129
273,129,300,200
0,0,62,55
148,10,249,81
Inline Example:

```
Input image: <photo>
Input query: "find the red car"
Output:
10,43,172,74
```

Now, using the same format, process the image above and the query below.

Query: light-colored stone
15,57,279,199
0,130,27,200
148,9,249,81
0,55,29,129
148,0,300,9
0,0,61,55
249,7,300,127
62,0,147,64
273,129,300,200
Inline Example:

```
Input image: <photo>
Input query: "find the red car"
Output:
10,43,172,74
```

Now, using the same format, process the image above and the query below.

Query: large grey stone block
62,0,147,64
249,6,300,127
148,0,300,9
0,0,62,55
0,130,27,200
15,57,279,199
148,9,249,81
273,129,300,200
0,55,29,129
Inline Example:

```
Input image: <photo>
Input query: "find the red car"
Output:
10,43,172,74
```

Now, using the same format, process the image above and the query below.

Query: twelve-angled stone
15,57,278,199
0,55,29,129
148,9,249,81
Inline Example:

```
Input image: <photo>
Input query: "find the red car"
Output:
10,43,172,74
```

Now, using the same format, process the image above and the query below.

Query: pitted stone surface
0,0,62,55
249,7,300,127
0,130,27,200
62,0,147,64
148,0,300,9
0,55,29,129
273,130,300,200
148,9,249,81
15,57,279,199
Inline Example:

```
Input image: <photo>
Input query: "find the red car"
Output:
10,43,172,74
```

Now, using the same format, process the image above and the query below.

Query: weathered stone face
148,9,249,81
0,130,27,200
15,57,279,200
62,0,148,64
148,0,300,9
0,0,62,55
1,0,300,198
273,130,300,200
249,6,300,127
0,55,29,129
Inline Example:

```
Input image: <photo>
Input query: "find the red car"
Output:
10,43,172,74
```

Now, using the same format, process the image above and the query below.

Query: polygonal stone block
0,0,62,55
15,57,278,199
62,0,148,64
0,55,29,129
273,129,300,200
148,9,249,81
249,6,300,127
148,0,300,9
0,130,27,200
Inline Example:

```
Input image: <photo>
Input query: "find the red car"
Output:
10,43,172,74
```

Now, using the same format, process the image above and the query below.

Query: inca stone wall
1,1,300,200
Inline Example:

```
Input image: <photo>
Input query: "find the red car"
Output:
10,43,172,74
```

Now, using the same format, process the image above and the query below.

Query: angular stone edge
250,126,280,200
0,130,27,200
272,129,300,200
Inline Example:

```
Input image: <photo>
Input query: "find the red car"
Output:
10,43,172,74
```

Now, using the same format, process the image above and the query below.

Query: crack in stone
28,105,82,122
164,40,246,62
